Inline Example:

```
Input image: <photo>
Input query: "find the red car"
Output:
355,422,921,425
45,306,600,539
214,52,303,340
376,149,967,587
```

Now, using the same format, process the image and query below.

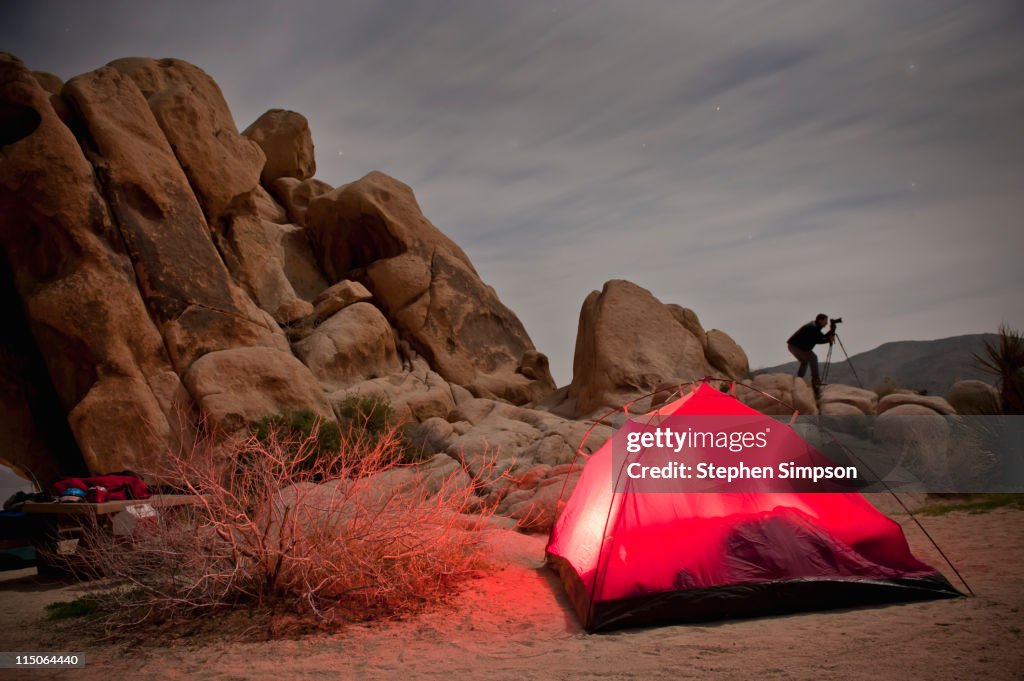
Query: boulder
242,109,316,185
877,393,956,416
411,416,456,454
0,53,192,475
213,217,321,324
505,351,559,405
184,347,334,432
292,302,400,392
666,304,707,346
108,57,264,220
875,404,952,483
109,58,314,322
818,383,879,415
251,185,288,223
704,329,749,379
328,360,457,424
947,380,1000,416
270,177,333,226
441,398,609,480
279,223,329,302
501,478,574,531
273,299,314,326
31,70,62,95
59,65,337,436
62,66,289,369
312,279,373,322
739,373,819,416
568,280,713,417
306,171,553,404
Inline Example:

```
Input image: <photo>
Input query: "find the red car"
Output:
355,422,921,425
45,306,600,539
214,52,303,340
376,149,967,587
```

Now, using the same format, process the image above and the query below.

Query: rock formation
0,53,551,486
305,171,555,405
562,280,747,418
242,109,316,185
0,53,193,479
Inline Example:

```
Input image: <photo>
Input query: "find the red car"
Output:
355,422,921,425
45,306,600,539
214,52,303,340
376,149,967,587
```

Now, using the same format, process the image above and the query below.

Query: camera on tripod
829,317,843,328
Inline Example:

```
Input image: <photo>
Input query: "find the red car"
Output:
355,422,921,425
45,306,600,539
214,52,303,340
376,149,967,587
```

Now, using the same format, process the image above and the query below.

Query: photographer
786,313,836,397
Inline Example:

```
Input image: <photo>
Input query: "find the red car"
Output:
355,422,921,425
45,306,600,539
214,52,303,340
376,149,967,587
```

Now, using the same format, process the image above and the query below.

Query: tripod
821,329,865,389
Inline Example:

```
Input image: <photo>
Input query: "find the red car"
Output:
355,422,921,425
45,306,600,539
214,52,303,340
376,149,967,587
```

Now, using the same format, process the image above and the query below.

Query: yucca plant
972,323,1024,415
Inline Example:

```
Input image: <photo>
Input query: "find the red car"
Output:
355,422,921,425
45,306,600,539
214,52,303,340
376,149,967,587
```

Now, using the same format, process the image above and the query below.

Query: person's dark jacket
787,322,832,352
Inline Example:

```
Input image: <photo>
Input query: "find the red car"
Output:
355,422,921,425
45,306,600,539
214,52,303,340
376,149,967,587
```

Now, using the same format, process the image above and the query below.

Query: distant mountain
755,333,1000,397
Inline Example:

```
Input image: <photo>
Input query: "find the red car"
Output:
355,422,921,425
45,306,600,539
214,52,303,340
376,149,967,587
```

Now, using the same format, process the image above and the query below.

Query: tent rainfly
545,382,960,632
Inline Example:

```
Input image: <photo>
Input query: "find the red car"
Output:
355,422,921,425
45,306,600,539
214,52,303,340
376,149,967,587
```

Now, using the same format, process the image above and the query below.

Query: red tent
546,383,959,632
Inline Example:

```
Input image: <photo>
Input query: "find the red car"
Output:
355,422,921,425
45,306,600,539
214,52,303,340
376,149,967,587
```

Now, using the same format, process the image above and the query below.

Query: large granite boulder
62,65,288,366
312,279,373,322
107,57,264,219
739,373,819,416
567,280,714,418
877,393,956,416
270,177,333,226
874,404,953,485
705,329,749,379
242,108,316,185
305,171,554,404
292,302,401,392
818,383,879,415
947,380,1000,416
0,53,192,475
184,347,334,432
327,359,458,424
108,58,314,321
666,304,707,347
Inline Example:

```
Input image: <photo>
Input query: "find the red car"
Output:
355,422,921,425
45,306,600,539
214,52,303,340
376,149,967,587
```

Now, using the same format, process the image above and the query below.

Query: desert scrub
63,420,495,632
334,395,431,464
252,410,343,464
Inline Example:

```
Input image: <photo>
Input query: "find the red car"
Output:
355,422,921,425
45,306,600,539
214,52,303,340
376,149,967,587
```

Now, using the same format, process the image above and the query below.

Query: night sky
3,0,1022,384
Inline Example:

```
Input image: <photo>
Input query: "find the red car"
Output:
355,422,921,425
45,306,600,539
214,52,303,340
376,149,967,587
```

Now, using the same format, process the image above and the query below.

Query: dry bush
65,417,497,629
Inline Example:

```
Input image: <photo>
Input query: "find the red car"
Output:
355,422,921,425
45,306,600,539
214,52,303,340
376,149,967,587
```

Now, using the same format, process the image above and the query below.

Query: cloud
3,0,1022,385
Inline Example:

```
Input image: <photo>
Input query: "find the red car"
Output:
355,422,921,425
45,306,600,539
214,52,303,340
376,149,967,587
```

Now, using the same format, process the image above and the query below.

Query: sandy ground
3,503,1022,681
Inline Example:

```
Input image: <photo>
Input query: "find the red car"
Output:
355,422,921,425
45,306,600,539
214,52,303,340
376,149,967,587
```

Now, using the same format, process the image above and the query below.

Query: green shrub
251,410,343,474
334,396,430,465
335,396,394,433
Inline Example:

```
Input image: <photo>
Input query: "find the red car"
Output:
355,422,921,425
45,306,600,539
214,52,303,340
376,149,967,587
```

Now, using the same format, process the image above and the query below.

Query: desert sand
3,504,1022,681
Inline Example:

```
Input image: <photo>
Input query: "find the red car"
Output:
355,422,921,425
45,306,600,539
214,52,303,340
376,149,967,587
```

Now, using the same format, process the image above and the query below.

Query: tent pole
814,421,975,597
